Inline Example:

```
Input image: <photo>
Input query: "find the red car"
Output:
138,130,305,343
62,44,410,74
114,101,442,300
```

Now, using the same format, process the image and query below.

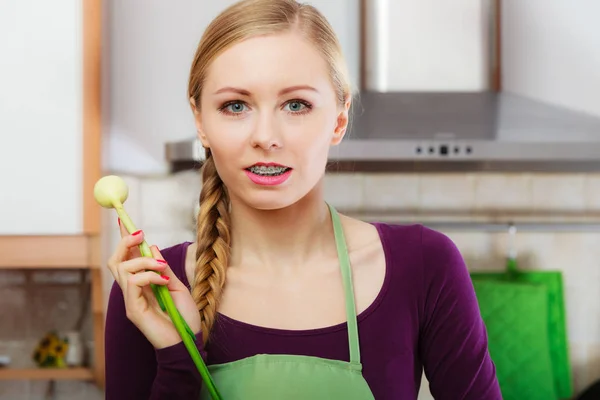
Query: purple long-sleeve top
104,223,502,399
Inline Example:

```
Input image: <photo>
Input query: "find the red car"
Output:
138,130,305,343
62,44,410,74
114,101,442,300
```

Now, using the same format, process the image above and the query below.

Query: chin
242,190,303,211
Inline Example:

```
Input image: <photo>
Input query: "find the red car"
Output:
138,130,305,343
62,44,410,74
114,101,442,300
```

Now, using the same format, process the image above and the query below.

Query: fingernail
132,230,142,236
160,275,170,281
157,259,167,265
117,217,120,226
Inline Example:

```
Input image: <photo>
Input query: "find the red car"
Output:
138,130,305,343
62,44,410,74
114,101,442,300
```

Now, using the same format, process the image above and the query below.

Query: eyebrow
213,85,319,96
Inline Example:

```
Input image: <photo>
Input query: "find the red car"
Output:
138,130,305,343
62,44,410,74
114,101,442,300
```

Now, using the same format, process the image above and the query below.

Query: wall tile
140,171,201,230
362,174,420,211
584,174,600,211
0,340,28,369
0,288,28,341
474,174,532,210
323,173,364,211
531,174,586,211
27,286,84,341
30,271,82,284
550,233,600,281
419,174,476,210
493,232,558,271
565,284,592,344
0,381,30,400
587,344,600,391
28,381,104,400
582,278,600,344
0,270,26,285
569,342,589,395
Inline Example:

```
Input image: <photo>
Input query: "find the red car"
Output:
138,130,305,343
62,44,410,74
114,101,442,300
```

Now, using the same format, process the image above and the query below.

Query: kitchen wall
502,0,600,116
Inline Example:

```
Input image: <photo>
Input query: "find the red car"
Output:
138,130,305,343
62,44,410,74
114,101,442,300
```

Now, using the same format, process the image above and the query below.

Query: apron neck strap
328,203,361,365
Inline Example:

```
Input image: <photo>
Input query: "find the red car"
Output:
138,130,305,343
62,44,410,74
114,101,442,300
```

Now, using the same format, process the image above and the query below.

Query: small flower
54,343,68,358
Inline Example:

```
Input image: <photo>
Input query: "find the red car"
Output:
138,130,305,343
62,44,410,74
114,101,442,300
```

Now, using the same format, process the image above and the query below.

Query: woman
104,0,502,399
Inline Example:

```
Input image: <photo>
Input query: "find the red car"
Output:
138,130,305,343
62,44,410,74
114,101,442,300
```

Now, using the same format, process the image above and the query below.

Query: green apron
199,204,376,399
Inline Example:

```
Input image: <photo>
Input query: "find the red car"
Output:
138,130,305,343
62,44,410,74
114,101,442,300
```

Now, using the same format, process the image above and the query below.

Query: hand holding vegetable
108,226,201,349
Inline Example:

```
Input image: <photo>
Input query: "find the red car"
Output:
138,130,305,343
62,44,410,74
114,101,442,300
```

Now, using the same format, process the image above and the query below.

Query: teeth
249,165,289,176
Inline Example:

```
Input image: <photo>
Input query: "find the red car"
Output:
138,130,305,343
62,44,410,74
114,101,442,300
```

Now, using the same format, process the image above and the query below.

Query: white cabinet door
0,0,83,235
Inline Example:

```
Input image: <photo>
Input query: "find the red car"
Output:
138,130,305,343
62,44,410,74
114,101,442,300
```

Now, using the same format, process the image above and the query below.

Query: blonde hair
187,0,352,342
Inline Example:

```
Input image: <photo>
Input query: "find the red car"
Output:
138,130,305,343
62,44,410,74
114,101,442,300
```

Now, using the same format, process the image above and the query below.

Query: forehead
203,32,333,95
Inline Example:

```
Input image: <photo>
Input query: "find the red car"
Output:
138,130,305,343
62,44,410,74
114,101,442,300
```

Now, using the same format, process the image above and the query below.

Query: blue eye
226,102,247,113
284,101,307,112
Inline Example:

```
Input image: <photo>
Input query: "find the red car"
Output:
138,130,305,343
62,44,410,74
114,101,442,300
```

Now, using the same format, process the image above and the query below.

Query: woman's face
194,32,350,210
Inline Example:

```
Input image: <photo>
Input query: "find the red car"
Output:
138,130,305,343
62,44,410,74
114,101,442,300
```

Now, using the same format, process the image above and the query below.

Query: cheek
287,112,334,155
201,117,249,180
203,115,250,155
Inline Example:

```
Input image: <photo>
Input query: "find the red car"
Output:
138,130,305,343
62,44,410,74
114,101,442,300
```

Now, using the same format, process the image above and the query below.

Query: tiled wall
3,170,600,398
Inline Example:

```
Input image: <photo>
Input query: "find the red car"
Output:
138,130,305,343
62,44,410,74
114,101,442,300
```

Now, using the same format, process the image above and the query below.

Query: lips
243,162,292,185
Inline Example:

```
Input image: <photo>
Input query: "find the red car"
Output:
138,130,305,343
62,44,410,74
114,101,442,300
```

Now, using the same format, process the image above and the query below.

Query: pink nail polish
132,230,142,236
157,259,167,264
160,275,170,281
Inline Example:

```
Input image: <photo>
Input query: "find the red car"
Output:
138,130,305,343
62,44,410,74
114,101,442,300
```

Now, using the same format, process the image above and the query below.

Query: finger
107,230,145,276
142,285,160,308
150,245,186,291
119,256,168,276
119,220,142,258
125,271,170,312
118,217,129,237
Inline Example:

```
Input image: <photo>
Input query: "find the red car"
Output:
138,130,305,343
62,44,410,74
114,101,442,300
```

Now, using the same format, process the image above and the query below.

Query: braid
192,150,231,343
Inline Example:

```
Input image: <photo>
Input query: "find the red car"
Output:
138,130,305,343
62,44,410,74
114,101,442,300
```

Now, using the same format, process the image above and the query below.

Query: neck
229,185,335,272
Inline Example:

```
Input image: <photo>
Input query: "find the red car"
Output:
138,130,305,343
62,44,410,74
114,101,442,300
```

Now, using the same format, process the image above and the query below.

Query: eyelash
217,99,313,117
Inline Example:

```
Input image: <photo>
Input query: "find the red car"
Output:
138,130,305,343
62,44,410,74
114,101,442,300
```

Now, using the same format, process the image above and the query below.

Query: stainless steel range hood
165,1,600,173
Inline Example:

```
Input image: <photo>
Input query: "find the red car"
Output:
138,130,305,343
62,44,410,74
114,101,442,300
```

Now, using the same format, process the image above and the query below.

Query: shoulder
374,222,470,296
159,241,194,287
374,222,463,268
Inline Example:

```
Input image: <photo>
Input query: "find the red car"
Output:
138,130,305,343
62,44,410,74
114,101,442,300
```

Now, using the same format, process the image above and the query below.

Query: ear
331,95,351,146
190,97,210,148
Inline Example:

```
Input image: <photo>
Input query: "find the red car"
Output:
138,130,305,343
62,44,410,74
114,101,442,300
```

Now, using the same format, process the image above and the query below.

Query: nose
249,113,282,151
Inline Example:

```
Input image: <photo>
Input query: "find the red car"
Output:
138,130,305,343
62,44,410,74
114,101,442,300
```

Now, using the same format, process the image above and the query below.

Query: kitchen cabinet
0,0,88,235
105,0,360,175
0,0,105,387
